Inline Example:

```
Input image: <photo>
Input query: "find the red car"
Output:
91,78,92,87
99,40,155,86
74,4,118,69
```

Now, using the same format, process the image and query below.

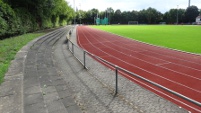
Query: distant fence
66,36,201,107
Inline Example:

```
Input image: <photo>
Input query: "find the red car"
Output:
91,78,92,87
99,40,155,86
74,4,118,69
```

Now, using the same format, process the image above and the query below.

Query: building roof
196,16,201,19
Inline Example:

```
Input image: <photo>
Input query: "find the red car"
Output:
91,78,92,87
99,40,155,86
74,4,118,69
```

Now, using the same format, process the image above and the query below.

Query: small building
196,16,201,25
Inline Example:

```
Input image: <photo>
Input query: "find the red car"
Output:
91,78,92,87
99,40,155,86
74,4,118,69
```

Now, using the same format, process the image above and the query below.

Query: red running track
77,26,201,113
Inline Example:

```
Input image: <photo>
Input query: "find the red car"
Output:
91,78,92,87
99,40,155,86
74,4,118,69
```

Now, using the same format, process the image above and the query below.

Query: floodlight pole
177,5,179,25
188,0,191,7
94,17,95,25
105,10,107,18
79,3,81,24
107,8,110,25
73,0,76,25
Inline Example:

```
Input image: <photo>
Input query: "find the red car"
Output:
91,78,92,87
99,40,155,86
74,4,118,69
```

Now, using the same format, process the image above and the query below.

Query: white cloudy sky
66,0,201,13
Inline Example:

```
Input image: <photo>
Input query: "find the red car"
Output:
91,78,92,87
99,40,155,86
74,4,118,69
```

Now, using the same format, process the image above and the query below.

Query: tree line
1,0,201,39
76,6,201,25
0,0,74,39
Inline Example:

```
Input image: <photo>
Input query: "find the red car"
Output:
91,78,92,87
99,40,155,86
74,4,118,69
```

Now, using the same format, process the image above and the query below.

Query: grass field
91,25,201,54
0,33,44,84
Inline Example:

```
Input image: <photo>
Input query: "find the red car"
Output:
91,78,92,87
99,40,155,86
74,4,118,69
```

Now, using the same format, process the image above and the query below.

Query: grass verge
0,33,44,84
91,25,201,54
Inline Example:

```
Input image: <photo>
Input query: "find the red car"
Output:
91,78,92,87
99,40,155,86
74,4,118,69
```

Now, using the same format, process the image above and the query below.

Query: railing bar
67,39,201,107
118,68,201,106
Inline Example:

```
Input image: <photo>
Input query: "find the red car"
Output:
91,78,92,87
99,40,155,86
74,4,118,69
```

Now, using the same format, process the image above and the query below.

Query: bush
14,8,35,34
0,0,17,39
41,17,53,29
0,16,8,37
0,0,73,39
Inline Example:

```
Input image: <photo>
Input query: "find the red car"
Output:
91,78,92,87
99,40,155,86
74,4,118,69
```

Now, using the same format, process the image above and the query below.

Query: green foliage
76,5,200,25
41,16,53,29
0,0,18,38
0,0,74,83
185,6,199,23
0,0,74,38
144,7,162,24
50,0,74,27
163,9,185,24
14,8,36,34
92,25,201,54
0,16,8,36
0,33,44,84
0,62,9,83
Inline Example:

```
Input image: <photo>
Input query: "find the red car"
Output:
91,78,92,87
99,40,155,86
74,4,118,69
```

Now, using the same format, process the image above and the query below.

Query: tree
99,11,105,19
200,9,201,15
131,10,139,22
88,8,99,24
121,11,130,24
1,0,74,38
138,9,147,24
120,11,139,24
144,7,162,24
106,7,114,24
76,10,87,24
91,8,99,18
164,8,185,24
165,9,177,24
113,9,122,24
185,5,199,23
178,9,186,23
0,0,17,38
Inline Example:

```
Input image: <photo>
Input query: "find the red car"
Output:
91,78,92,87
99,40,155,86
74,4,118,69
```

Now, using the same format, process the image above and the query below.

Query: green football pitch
91,25,201,54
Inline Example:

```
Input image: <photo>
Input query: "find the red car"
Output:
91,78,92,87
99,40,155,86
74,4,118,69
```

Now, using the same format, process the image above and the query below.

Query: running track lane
77,26,201,113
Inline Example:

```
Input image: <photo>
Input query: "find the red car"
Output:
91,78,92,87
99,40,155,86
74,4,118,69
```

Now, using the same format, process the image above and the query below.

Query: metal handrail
67,39,201,107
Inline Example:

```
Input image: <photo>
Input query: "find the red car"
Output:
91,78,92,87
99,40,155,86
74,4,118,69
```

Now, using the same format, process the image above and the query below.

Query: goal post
128,21,138,25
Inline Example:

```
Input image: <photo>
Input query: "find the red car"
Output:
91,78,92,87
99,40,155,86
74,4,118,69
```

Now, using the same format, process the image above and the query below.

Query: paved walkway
0,25,188,113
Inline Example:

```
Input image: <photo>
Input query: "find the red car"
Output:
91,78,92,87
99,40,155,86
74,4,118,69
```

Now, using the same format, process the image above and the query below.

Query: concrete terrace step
23,26,82,113
0,25,189,113
0,26,82,113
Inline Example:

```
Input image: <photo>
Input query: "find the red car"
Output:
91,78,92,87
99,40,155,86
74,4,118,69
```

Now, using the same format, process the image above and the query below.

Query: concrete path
0,25,188,113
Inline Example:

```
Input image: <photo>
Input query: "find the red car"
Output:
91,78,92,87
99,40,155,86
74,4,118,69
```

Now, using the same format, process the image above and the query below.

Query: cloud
66,0,201,13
